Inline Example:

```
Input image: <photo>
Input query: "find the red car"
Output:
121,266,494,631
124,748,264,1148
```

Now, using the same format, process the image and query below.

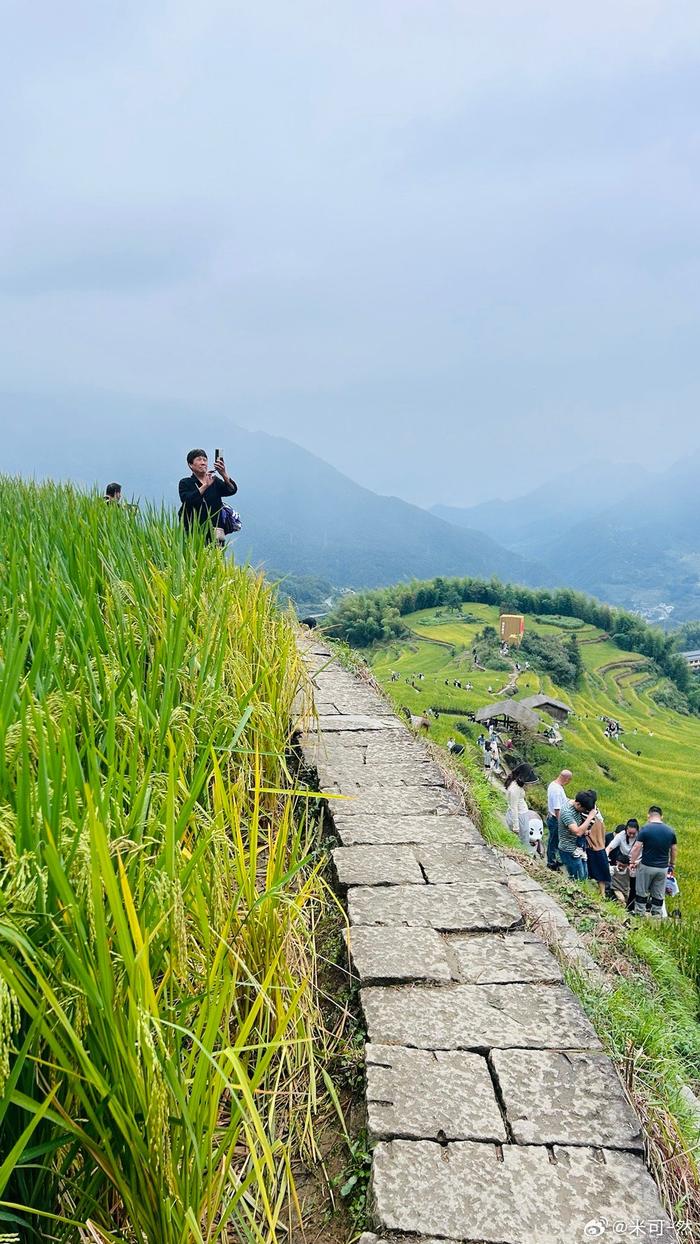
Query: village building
680,649,700,673
518,692,572,723
474,698,540,736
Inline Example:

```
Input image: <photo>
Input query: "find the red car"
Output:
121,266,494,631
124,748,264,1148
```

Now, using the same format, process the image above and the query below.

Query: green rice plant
0,479,328,1241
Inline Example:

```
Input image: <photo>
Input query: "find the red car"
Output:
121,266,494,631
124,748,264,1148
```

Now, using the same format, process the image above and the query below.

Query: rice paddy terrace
370,604,700,914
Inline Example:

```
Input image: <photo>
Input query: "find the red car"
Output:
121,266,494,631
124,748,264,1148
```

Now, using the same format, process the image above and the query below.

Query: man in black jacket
178,449,237,540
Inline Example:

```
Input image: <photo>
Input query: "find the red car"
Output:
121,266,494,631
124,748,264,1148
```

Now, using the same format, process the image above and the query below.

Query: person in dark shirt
178,449,237,541
629,805,677,918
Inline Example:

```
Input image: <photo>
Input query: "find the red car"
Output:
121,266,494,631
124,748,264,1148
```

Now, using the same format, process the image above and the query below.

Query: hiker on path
488,737,501,775
546,768,572,871
583,797,611,896
505,763,538,855
557,790,598,880
178,449,237,542
606,818,640,910
630,806,677,918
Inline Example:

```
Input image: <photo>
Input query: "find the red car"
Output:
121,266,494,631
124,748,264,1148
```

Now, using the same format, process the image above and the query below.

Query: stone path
299,639,676,1244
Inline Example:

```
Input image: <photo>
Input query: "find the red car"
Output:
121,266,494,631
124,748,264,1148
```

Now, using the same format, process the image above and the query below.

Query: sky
1,1,699,506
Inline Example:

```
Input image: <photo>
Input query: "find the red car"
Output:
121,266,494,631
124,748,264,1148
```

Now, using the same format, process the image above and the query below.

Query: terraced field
370,604,700,913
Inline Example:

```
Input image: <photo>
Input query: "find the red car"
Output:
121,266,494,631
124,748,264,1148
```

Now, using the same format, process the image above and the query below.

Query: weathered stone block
313,715,403,732
334,813,483,846
320,690,396,716
330,788,462,818
507,872,546,893
446,931,562,984
491,1049,643,1149
346,927,451,983
372,1140,672,1242
333,845,425,887
348,882,521,932
362,982,601,1051
416,843,506,885
366,1045,506,1142
315,757,446,792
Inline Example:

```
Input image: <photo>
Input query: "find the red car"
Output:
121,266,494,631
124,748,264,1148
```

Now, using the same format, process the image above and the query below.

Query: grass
0,479,334,1242
564,913,700,1235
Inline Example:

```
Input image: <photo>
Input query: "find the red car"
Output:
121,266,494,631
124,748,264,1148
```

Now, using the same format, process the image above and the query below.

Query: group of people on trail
104,450,240,545
543,768,678,916
503,763,678,917
479,729,503,776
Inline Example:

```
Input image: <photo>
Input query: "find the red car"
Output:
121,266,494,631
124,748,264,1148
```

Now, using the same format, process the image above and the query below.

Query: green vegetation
519,629,583,688
672,620,700,652
325,576,700,709
567,922,700,1231
271,572,336,616
0,480,333,1241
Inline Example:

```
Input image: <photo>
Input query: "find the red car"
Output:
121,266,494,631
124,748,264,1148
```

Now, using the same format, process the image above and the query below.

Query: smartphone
215,448,221,462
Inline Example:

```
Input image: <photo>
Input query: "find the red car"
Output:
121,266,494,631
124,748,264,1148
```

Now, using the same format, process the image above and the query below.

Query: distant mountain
432,456,700,624
1,392,549,591
539,453,700,622
430,461,651,559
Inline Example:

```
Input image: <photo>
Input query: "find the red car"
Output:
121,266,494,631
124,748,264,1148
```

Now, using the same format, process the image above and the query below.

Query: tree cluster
324,575,695,706
519,631,583,688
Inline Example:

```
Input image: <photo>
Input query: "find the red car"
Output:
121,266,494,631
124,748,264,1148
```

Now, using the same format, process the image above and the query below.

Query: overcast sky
1,1,699,505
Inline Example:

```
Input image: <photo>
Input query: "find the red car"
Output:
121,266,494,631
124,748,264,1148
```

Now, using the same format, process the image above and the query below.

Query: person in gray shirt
629,805,677,918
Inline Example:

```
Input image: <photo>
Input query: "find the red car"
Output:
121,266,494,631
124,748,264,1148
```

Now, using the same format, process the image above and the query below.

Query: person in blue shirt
629,805,678,918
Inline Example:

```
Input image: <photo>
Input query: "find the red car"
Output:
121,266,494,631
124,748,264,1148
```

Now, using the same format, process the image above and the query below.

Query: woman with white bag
505,763,538,855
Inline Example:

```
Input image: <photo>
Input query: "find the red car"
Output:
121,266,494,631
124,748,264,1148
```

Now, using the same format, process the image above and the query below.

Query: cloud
1,0,699,503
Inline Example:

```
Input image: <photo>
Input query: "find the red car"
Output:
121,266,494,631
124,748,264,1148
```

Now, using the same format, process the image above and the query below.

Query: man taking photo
178,449,237,542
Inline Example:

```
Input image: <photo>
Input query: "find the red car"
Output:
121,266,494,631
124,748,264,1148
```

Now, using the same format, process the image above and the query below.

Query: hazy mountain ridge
432,456,700,623
1,392,549,591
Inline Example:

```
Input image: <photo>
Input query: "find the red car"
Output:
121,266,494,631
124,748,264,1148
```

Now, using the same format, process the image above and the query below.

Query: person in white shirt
546,769,573,871
606,818,639,909
505,763,539,855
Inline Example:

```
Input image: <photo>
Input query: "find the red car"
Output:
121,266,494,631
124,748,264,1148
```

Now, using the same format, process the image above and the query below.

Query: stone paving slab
362,982,602,1050
333,812,483,845
506,870,546,893
313,700,341,714
330,788,463,818
312,728,431,755
349,882,521,932
366,1045,506,1142
316,691,397,716
365,738,446,769
416,842,506,885
371,1140,674,1242
309,668,382,697
315,733,440,767
312,715,404,732
334,846,425,887
446,931,563,984
315,758,447,792
346,926,452,983
492,1049,643,1149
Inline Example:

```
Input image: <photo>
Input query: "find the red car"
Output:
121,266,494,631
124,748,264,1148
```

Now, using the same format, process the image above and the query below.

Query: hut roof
474,699,540,729
519,693,572,714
